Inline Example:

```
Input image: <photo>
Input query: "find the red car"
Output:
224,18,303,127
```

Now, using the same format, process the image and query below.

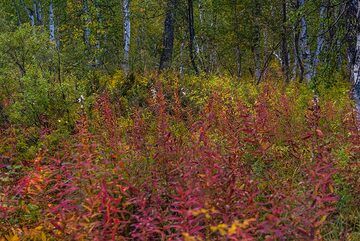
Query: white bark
33,0,43,25
20,0,35,26
353,0,360,120
298,0,312,81
353,33,360,85
179,40,185,76
95,0,102,66
83,0,91,48
123,0,131,72
49,0,55,42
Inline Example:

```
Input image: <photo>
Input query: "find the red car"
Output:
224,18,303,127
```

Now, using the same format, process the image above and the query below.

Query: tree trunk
253,0,261,83
298,0,312,82
312,4,326,78
353,0,360,85
123,0,131,72
83,0,91,49
188,0,199,74
233,0,242,79
294,25,305,82
49,0,55,42
159,0,177,71
348,0,360,119
281,0,290,83
20,0,35,26
33,0,43,26
93,0,102,67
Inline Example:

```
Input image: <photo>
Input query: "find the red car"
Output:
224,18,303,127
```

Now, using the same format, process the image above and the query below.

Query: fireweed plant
0,76,359,240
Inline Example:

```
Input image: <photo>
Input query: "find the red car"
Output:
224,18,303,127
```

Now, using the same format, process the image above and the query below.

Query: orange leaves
0,81,355,240
210,218,257,237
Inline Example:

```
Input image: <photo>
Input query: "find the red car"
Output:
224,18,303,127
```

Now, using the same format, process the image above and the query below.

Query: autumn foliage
0,77,359,240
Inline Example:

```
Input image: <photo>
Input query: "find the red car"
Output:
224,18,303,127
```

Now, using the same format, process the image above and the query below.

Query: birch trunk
281,0,290,82
33,0,43,25
20,0,35,26
298,0,312,82
49,0,55,42
83,0,91,48
253,0,261,82
94,0,103,66
352,0,360,119
123,0,131,72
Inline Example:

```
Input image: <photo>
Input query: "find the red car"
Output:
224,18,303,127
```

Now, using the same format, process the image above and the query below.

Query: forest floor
0,76,359,240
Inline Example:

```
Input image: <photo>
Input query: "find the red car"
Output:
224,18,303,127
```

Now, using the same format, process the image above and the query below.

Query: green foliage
1,76,358,240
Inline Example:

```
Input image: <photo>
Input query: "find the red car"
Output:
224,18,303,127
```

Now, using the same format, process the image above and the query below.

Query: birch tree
298,0,312,82
123,0,131,72
353,0,360,117
49,0,55,42
20,0,35,26
83,0,91,48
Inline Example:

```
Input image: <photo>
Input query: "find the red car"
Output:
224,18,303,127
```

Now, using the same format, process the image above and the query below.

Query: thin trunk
49,0,55,42
281,0,290,83
33,0,43,25
294,0,304,82
211,0,219,73
20,0,35,26
298,0,312,82
159,0,177,71
123,0,131,72
188,0,199,74
94,0,103,66
197,0,206,71
295,25,305,82
292,30,299,80
353,0,360,85
233,0,242,79
83,0,91,48
312,4,326,77
253,0,261,82
179,37,185,76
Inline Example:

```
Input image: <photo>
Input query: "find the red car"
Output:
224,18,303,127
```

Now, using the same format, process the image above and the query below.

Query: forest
0,0,359,240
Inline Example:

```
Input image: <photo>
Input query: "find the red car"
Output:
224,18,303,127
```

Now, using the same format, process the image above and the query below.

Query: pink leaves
2,83,355,240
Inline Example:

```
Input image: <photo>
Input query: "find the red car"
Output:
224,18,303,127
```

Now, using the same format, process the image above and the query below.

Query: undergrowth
0,75,359,240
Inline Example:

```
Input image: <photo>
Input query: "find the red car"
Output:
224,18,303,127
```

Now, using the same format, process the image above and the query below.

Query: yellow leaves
191,208,217,219
210,218,256,236
3,235,19,241
210,223,228,236
1,226,47,241
314,215,328,228
82,204,93,212
182,233,202,241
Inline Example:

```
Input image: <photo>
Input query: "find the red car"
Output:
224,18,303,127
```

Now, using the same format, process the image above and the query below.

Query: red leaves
1,83,356,240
